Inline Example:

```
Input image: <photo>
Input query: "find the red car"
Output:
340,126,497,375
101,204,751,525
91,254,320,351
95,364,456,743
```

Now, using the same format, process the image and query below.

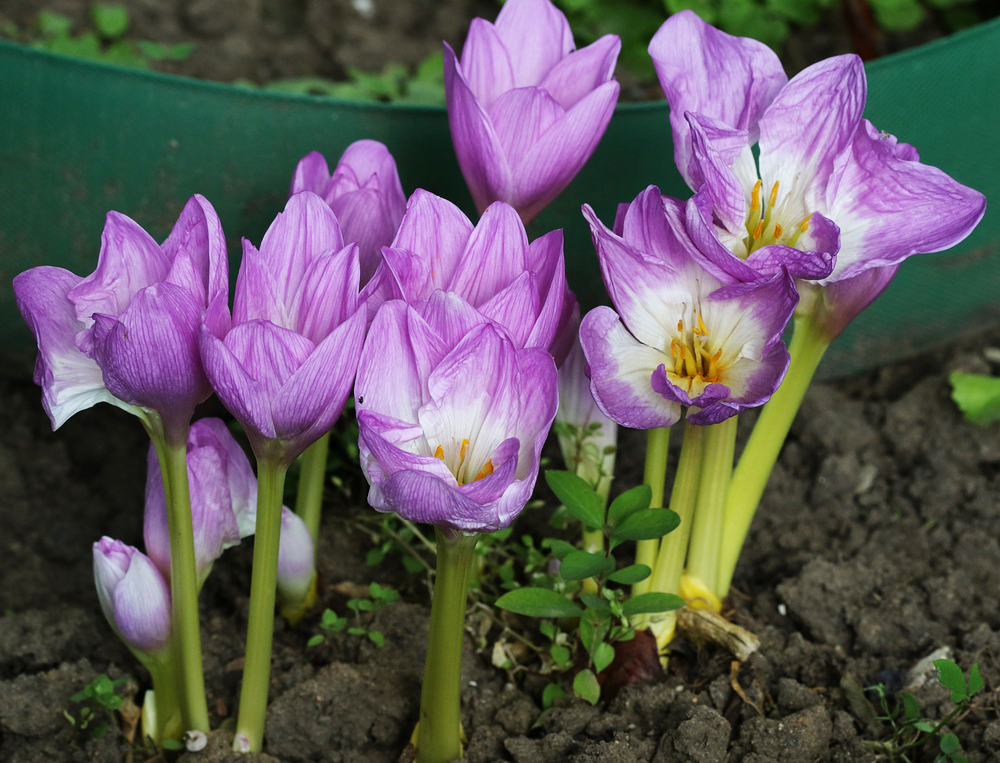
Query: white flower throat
434,438,495,485
742,179,813,257
667,310,726,394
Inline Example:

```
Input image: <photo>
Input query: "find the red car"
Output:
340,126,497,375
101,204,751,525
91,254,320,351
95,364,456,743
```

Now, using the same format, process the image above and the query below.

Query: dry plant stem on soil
632,426,670,596
295,430,331,545
718,312,830,596
143,416,211,734
233,457,288,753
416,529,480,763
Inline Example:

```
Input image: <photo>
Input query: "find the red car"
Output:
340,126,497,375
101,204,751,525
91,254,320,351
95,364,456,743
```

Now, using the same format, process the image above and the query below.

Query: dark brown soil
2,326,1000,761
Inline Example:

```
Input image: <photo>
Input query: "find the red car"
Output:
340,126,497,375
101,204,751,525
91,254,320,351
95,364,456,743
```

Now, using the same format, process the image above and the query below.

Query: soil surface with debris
2,326,1000,762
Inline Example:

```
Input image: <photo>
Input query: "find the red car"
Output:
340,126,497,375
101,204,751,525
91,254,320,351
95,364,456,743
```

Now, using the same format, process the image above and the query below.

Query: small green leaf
606,564,651,585
573,668,601,705
306,634,324,647
347,626,366,636
161,738,184,750
559,550,616,581
368,631,385,648
593,641,615,673
496,588,583,619
610,508,680,541
38,10,72,38
913,720,936,733
579,593,611,611
402,556,424,574
92,4,129,39
621,592,685,617
608,485,652,525
901,691,920,721
550,643,572,667
934,658,967,702
545,470,605,529
949,372,1000,425
542,682,566,709
940,732,961,755
541,538,576,560
967,663,984,696
365,548,385,565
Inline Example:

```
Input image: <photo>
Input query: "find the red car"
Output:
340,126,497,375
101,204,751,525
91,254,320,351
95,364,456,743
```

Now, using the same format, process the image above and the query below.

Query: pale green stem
632,426,671,597
233,457,288,753
295,430,330,546
646,420,705,605
684,416,738,601
717,314,831,597
145,425,210,733
144,654,183,744
417,529,480,763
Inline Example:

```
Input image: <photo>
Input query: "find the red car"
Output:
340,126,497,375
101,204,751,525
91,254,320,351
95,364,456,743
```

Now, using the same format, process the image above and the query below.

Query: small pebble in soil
184,730,208,752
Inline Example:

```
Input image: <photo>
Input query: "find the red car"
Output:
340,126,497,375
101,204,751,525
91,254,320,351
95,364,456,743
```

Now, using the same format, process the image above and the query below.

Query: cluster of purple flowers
12,0,985,756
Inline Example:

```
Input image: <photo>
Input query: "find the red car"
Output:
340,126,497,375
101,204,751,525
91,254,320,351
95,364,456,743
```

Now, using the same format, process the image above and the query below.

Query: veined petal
803,265,900,340
686,113,752,234
69,211,169,324
390,188,475,291
579,306,681,430
449,201,530,307
444,43,514,214
649,10,786,188
513,80,619,222
415,290,492,351
494,0,575,86
189,417,258,537
823,120,986,280
759,55,867,203
290,151,331,196
329,190,399,285
745,211,839,280
292,243,361,343
271,306,366,458
258,192,345,305
13,267,137,429
684,191,762,283
488,87,565,178
478,272,539,347
459,17,515,109
160,194,229,309
233,242,288,327
539,34,620,110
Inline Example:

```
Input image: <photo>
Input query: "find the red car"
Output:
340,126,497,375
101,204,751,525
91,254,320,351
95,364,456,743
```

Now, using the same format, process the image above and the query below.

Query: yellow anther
677,319,684,333
695,312,709,338
459,438,469,463
751,179,762,212
768,181,780,209
752,219,764,240
474,460,495,482
798,214,813,233
773,223,783,241
671,338,681,358
434,445,445,460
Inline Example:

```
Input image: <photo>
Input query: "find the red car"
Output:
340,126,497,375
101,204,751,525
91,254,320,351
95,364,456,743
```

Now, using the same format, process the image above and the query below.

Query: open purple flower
290,141,406,285
444,0,621,223
648,11,985,337
144,418,257,585
369,189,575,360
200,192,366,464
355,299,558,533
14,196,228,439
94,538,172,658
580,186,798,428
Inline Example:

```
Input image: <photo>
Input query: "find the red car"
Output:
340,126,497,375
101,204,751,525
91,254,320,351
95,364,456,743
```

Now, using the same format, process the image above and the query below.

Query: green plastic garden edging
2,19,998,377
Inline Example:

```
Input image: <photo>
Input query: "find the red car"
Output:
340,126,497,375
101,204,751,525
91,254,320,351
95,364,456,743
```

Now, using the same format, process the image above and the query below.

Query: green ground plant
63,674,127,739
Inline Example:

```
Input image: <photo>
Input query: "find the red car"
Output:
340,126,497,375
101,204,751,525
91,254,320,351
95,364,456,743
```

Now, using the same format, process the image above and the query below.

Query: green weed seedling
495,471,683,706
63,674,126,739
3,4,193,70
308,582,400,649
865,658,984,762
949,371,1000,426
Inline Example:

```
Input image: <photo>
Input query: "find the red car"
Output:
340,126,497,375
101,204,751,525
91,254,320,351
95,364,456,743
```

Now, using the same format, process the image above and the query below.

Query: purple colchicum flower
289,141,406,285
93,538,172,658
648,11,986,336
368,189,575,361
444,0,621,223
580,186,798,428
200,192,367,464
355,299,558,533
13,196,228,438
144,418,257,585
276,508,315,609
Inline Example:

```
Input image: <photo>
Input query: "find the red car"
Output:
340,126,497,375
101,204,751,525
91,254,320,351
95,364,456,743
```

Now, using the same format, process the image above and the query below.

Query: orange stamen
473,460,495,482
434,445,445,460
773,223,783,240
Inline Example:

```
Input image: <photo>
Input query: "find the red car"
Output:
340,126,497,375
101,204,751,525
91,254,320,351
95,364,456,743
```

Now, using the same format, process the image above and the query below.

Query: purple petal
444,43,514,214
494,0,575,86
579,306,681,430
448,201,530,307
390,188,475,292
277,508,315,604
488,87,565,172
414,290,492,350
329,191,400,285
539,34,620,110
289,151,331,196
291,243,361,343
160,194,229,309
233,241,286,328
806,265,901,340
686,113,753,233
648,10,786,188
479,272,540,348
824,120,986,280
458,17,515,109
513,80,619,222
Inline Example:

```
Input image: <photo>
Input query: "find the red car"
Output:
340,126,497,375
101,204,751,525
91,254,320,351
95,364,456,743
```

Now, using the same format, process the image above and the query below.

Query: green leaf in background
610,507,680,541
545,470,605,530
607,484,652,526
559,550,616,581
621,591,685,616
605,564,651,585
542,682,566,709
37,10,72,38
593,641,615,673
869,0,926,32
542,537,577,560
496,588,584,619
573,668,601,705
934,658,968,703
949,372,1000,425
968,663,984,696
92,4,129,40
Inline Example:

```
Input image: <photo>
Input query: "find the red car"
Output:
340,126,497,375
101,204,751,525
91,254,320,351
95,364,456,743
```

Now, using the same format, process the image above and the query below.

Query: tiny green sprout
949,371,1000,425
862,658,984,762
65,674,127,739
308,583,399,648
